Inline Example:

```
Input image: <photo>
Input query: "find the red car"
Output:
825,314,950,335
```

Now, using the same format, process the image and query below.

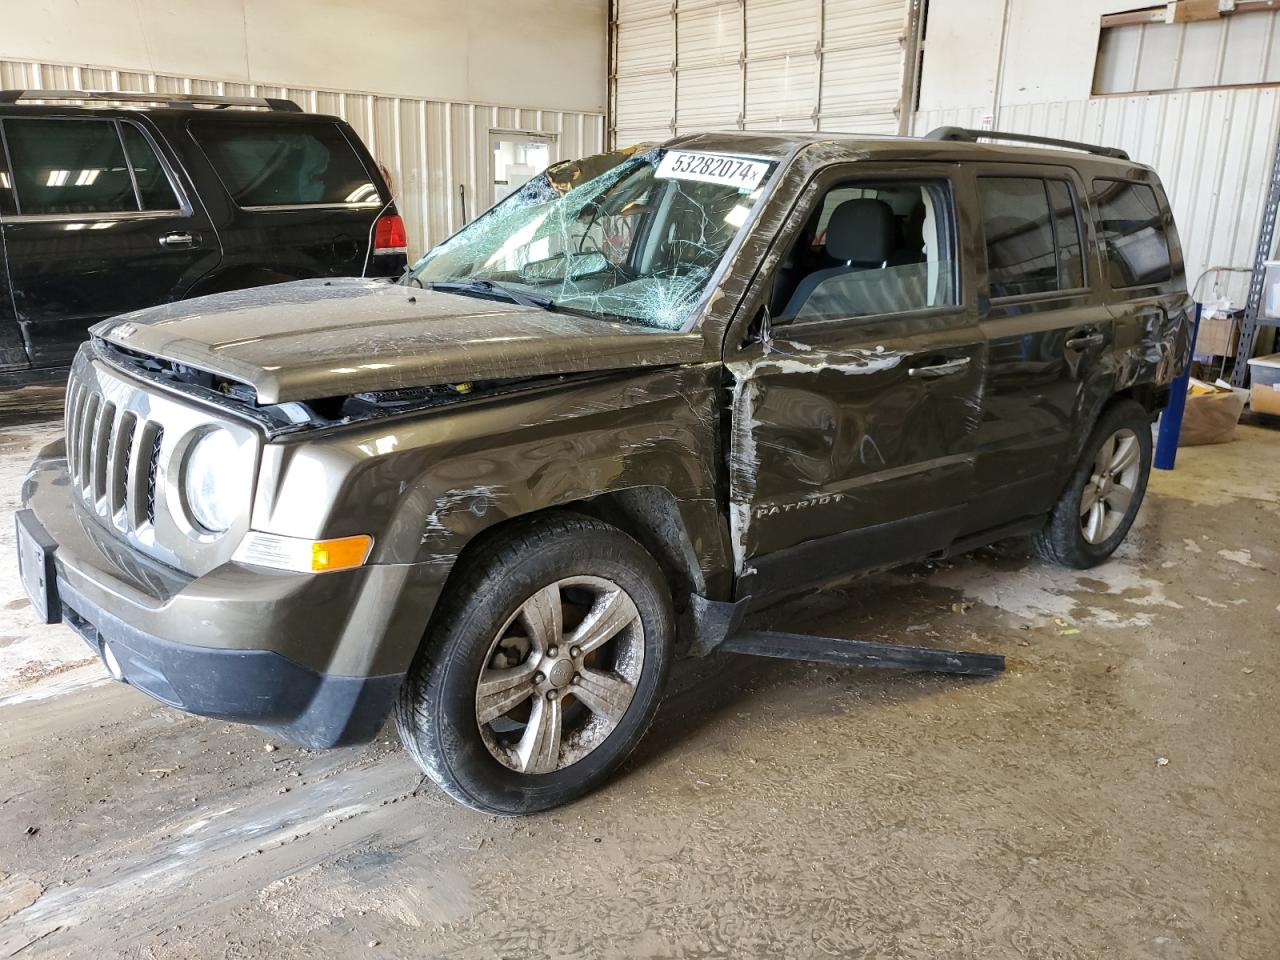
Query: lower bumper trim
59,578,402,749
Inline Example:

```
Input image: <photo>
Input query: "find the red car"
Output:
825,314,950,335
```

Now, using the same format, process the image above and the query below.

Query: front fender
253,364,730,586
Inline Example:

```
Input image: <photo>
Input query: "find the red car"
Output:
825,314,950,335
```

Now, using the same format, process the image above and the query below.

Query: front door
958,165,1114,535
0,114,220,368
490,131,556,208
727,166,986,600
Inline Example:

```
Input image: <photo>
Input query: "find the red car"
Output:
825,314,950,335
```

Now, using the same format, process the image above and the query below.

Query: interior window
3,118,139,216
1092,179,1172,287
191,118,379,207
772,179,958,322
120,123,180,211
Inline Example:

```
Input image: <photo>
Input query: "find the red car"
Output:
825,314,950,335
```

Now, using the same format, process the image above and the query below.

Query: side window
978,177,1087,298
190,118,378,207
1047,180,1085,289
0,134,14,216
1091,179,1172,288
3,118,139,216
120,123,180,211
773,179,958,323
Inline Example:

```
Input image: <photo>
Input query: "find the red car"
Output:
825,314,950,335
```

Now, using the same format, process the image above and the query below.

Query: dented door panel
727,312,986,598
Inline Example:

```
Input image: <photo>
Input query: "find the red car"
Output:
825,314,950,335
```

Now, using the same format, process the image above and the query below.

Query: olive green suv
17,129,1191,813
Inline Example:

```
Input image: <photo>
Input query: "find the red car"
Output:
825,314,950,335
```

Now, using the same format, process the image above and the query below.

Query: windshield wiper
424,279,554,311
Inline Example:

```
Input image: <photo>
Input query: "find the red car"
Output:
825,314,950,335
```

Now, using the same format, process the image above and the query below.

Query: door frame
722,160,988,601
487,129,558,210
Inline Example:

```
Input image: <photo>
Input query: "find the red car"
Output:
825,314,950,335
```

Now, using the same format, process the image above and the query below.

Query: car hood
93,278,705,404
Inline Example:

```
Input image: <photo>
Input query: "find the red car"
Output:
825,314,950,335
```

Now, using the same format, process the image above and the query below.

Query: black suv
0,90,407,381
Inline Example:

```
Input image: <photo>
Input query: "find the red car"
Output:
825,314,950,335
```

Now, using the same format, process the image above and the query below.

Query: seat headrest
825,198,897,265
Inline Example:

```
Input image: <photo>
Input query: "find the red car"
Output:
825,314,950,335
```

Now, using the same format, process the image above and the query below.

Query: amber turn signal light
310,535,373,572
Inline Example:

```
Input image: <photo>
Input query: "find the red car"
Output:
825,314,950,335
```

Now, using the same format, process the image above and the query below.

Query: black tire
1033,399,1152,569
395,513,673,815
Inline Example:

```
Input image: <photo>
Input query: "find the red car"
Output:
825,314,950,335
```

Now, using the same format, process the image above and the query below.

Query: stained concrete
0,403,1276,959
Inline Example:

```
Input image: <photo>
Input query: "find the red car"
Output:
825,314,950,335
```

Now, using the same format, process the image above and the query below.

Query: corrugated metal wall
1,58,606,260
611,0,912,147
914,87,1280,303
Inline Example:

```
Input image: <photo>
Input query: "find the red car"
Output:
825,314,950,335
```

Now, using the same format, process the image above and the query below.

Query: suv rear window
978,177,1085,298
1091,179,1172,288
190,119,379,208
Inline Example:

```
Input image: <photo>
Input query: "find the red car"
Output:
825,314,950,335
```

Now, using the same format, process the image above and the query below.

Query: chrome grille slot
145,426,164,526
91,401,115,504
65,381,85,486
130,422,162,531
110,412,137,518
78,392,99,492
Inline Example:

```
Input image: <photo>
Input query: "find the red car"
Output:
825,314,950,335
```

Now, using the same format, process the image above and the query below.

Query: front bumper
17,440,446,748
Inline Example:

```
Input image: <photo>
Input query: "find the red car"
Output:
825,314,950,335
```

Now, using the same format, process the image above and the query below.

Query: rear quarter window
1091,179,1172,288
190,118,380,208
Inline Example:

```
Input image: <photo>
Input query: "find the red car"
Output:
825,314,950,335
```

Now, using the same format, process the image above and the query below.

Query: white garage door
611,0,913,148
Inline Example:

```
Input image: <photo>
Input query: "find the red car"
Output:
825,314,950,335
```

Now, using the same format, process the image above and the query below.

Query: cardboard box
1194,314,1236,357
1180,378,1246,445
1247,353,1280,416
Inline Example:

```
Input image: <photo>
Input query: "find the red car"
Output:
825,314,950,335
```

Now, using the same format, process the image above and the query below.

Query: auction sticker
655,151,770,191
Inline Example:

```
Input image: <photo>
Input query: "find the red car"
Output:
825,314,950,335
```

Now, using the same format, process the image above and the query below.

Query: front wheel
1033,400,1153,569
396,514,673,815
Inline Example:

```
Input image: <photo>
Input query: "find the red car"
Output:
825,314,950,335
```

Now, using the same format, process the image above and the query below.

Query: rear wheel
396,514,673,815
1033,400,1152,568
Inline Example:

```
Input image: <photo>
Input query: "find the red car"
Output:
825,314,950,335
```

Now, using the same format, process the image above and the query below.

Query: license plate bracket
15,509,60,624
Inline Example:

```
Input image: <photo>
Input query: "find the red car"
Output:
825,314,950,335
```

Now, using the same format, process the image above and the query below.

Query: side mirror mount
748,303,774,352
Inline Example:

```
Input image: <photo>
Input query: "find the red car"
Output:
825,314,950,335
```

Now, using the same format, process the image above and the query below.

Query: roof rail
923,126,1129,162
0,90,303,112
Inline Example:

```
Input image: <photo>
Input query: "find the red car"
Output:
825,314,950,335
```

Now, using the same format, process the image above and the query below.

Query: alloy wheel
475,576,645,774
1079,426,1141,545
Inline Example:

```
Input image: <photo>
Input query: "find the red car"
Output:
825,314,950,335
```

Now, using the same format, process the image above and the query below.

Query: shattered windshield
407,147,776,330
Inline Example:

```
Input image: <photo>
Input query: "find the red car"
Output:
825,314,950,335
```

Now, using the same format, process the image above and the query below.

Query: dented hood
93,278,704,404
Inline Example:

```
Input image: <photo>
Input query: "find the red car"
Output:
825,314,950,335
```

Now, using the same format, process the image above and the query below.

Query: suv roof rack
923,125,1129,162
0,90,303,112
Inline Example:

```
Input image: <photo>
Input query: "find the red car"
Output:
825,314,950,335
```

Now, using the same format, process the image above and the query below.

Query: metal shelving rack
1230,128,1280,387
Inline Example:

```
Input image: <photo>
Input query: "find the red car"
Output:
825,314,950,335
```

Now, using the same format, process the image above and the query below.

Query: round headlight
183,428,245,533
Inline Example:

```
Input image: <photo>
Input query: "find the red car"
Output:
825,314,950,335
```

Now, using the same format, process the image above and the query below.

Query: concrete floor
0,392,1276,959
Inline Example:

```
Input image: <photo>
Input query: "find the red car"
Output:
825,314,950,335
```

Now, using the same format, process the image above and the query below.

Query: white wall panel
0,58,605,260
0,0,607,115
914,87,1280,304
612,0,912,145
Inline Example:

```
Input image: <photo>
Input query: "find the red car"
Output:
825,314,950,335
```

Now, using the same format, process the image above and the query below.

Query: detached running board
718,629,1005,677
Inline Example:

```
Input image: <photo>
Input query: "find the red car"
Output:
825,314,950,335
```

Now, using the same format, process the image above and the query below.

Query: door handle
158,231,196,249
908,357,971,378
1066,332,1105,350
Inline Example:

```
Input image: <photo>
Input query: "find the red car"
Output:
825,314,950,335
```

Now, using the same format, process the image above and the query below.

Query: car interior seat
781,198,897,316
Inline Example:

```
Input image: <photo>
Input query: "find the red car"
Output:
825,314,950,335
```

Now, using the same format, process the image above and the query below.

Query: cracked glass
407,147,776,331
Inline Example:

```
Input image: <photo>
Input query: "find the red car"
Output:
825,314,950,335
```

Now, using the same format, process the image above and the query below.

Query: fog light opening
101,641,125,681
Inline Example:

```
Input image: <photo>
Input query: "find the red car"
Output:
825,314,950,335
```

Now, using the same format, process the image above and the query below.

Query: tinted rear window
1092,179,1172,287
190,119,379,207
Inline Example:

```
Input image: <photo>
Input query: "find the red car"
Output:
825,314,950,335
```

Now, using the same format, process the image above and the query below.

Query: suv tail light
373,213,407,255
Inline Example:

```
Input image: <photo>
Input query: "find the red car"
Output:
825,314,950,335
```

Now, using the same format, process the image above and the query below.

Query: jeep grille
65,371,165,532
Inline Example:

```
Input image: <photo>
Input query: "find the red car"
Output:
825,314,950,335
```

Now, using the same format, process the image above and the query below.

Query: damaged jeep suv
17,129,1191,814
